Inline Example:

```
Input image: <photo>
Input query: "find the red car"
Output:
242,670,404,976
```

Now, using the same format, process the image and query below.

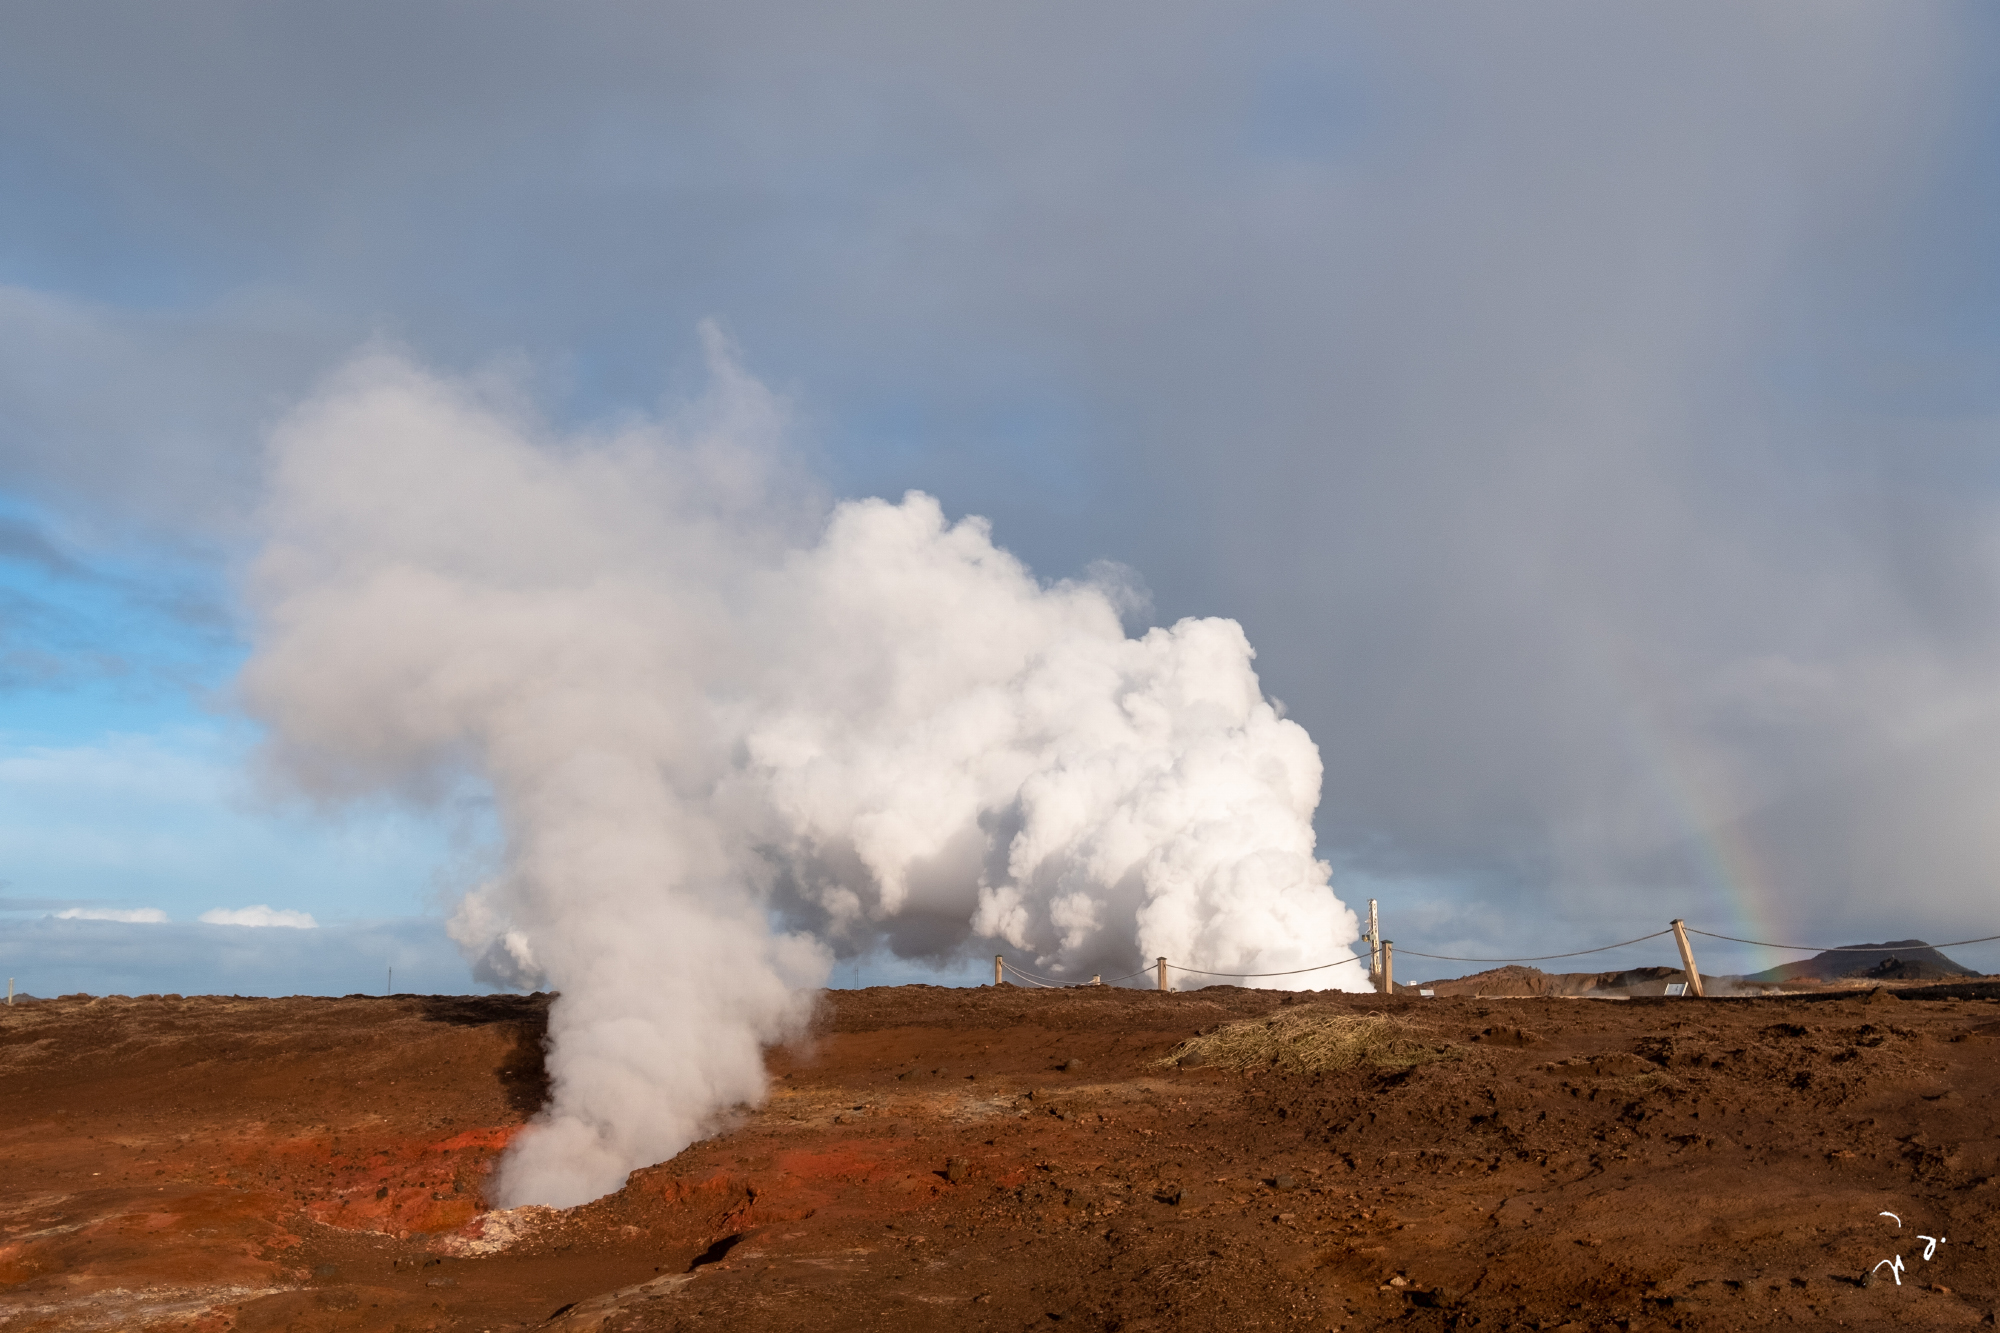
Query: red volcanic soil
4,981,2000,1331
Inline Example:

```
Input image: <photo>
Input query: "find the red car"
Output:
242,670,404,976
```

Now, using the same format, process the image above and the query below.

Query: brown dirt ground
3,980,1999,1332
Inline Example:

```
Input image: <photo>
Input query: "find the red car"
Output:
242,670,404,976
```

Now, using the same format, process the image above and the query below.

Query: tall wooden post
1367,899,1380,982
1670,920,1705,997
1381,941,1394,996
995,955,1003,986
1157,957,1168,992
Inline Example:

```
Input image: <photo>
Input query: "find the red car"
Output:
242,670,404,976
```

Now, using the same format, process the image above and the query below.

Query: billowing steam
241,331,1366,1208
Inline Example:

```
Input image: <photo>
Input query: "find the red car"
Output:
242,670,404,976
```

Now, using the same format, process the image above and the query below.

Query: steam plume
241,332,1365,1207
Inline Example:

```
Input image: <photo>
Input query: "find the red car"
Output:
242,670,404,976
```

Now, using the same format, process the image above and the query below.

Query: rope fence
997,959,1063,988
1391,929,1674,963
1166,950,1372,979
1001,957,1156,988
1685,928,2000,953
992,916,2000,997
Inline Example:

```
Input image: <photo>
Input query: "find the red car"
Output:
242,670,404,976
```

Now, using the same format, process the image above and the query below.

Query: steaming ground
239,337,1367,1207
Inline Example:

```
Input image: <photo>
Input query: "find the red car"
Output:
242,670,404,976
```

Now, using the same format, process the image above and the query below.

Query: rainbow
1607,649,1790,967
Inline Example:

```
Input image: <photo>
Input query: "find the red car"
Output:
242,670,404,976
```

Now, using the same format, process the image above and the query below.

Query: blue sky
6,3,2000,993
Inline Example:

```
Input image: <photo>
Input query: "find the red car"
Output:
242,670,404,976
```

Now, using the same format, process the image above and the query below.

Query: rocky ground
2,980,1999,1332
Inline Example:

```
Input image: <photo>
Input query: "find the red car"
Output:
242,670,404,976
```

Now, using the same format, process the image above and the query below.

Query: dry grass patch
1158,1008,1457,1074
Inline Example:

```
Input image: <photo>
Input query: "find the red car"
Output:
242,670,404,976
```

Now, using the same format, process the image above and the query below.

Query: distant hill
1411,964,1701,997
1745,939,1975,985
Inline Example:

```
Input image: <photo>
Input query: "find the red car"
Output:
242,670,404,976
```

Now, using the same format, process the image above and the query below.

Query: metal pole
1157,957,1168,992
386,967,392,996
1670,920,1705,998
1381,941,1393,996
6,978,11,1006
995,954,1004,986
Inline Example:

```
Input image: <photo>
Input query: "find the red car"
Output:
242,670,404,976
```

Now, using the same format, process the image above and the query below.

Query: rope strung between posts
1390,929,1677,963
1001,957,1156,987
999,959,1062,988
1684,928,2000,953
1166,949,1373,979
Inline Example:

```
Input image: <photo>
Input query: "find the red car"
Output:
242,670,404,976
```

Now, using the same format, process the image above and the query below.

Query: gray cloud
2,3,1995,965
0,285,341,536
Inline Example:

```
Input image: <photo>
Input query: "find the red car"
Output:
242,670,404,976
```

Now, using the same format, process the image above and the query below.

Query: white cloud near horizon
199,904,317,928
0,726,488,926
53,906,166,923
0,914,469,997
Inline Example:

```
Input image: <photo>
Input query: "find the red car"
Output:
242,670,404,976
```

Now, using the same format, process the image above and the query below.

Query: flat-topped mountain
1745,939,1976,984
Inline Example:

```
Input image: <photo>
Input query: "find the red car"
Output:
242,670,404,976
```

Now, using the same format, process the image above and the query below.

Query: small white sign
1418,989,1435,998
1664,982,1688,997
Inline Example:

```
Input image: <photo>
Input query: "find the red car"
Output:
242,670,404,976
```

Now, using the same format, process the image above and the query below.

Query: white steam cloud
241,331,1366,1208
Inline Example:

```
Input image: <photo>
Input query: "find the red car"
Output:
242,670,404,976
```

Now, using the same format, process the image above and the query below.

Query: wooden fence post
1157,957,1168,993
1670,920,1705,997
1367,899,1380,983
1381,941,1393,996
995,955,1003,986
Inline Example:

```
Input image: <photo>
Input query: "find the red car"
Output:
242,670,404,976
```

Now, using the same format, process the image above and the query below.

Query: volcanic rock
7,981,2000,1330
